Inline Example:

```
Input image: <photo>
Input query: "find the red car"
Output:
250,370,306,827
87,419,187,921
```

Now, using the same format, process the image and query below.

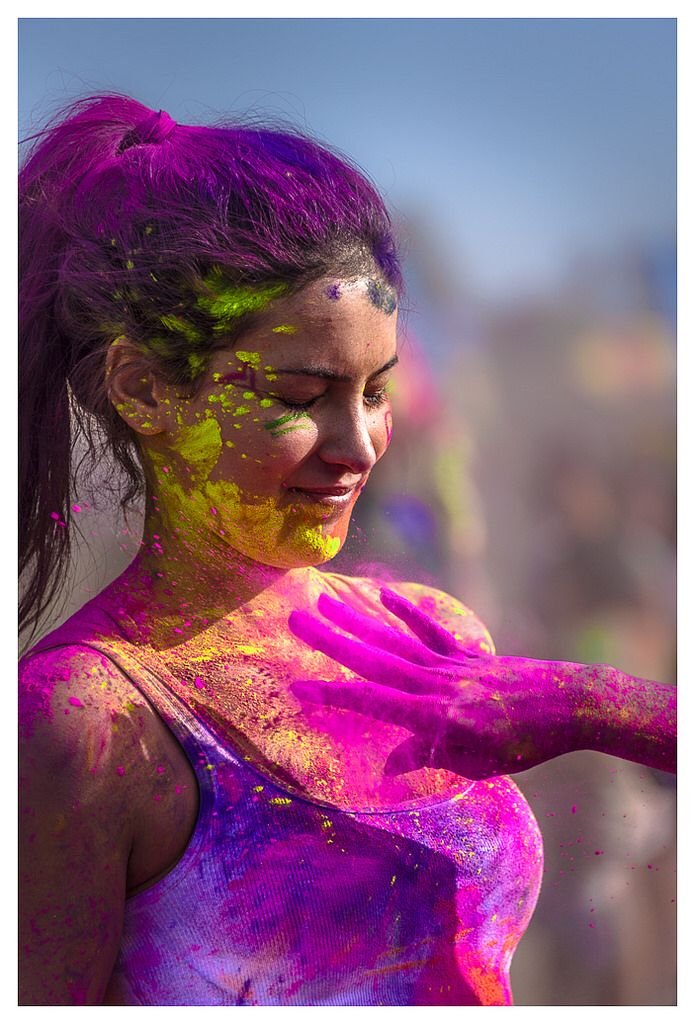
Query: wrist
554,661,619,756
563,663,676,772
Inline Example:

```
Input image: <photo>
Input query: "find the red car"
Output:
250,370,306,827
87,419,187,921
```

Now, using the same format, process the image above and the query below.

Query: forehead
209,277,398,374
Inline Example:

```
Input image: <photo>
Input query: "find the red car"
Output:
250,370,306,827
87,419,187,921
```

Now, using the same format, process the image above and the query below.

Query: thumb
383,734,432,777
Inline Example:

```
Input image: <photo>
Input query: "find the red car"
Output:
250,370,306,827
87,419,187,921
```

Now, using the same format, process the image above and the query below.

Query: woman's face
145,276,398,569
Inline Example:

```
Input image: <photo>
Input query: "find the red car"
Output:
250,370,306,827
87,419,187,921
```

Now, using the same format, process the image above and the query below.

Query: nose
316,400,380,475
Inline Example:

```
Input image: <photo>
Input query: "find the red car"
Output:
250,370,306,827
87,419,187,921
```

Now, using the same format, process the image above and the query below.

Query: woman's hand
288,588,676,779
288,588,579,779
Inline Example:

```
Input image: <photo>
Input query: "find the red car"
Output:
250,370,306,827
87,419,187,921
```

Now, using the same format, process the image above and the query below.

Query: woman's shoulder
19,591,153,750
19,637,151,753
318,569,495,653
18,618,182,847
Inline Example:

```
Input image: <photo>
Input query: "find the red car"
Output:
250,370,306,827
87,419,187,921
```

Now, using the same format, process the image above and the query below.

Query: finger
316,593,441,666
380,588,483,657
383,734,432,777
384,732,491,782
290,678,443,732
289,610,456,694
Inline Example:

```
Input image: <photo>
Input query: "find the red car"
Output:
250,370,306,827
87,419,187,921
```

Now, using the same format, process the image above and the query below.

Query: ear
105,337,173,436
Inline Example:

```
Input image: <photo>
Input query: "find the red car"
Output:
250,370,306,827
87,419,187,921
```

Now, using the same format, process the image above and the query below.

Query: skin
288,588,676,778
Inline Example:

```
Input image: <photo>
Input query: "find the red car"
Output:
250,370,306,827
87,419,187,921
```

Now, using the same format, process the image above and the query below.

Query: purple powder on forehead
325,283,342,301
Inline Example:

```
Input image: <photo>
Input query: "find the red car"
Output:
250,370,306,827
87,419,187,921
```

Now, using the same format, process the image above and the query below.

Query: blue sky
19,17,675,302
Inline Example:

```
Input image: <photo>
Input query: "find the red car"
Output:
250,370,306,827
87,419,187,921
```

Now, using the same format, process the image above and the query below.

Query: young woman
19,95,675,1006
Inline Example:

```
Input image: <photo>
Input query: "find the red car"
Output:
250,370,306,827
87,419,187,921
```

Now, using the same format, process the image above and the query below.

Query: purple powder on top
325,283,341,301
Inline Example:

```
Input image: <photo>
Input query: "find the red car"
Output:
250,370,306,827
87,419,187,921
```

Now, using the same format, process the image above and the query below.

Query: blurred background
19,17,676,1005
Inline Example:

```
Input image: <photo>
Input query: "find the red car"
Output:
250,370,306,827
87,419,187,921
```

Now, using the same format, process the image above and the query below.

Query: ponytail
19,184,73,634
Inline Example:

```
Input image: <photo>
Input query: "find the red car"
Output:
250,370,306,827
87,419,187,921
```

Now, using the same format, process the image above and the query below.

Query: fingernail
288,610,310,632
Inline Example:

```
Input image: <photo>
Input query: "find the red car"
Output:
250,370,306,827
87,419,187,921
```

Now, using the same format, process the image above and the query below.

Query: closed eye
363,388,389,408
276,395,322,410
278,388,389,412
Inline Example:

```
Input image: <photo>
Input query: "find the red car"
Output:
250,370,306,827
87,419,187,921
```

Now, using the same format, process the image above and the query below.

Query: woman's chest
152,624,463,811
118,761,542,1006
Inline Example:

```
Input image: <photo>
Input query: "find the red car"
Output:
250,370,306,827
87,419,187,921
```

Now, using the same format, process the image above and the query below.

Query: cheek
262,408,314,443
370,405,393,461
383,409,393,449
210,408,317,487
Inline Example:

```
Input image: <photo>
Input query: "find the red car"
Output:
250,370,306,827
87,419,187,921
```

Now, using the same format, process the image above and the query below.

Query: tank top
27,583,543,1006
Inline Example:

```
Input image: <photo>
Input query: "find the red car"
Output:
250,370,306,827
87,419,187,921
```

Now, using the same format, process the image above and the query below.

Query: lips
287,482,364,508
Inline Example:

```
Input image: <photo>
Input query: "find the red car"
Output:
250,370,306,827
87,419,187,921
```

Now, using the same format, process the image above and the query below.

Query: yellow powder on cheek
173,417,223,483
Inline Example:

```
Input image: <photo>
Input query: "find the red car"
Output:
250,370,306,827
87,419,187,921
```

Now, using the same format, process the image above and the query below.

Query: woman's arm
563,662,675,773
19,647,143,1004
288,589,676,779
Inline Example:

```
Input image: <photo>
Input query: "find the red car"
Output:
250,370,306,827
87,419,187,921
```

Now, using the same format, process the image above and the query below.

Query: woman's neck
108,508,305,648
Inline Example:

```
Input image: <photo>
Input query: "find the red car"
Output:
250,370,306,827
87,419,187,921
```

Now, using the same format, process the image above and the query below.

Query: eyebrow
270,354,399,383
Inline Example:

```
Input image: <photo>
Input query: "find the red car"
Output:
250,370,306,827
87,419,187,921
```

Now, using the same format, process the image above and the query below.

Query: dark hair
19,93,402,636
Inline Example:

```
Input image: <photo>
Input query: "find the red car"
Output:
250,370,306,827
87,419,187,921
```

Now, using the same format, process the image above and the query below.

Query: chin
217,517,347,570
201,484,351,569
247,529,344,569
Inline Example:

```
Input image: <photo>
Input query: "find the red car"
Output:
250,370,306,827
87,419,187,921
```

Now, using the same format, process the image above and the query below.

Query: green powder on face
264,410,311,438
268,423,310,438
271,324,297,334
